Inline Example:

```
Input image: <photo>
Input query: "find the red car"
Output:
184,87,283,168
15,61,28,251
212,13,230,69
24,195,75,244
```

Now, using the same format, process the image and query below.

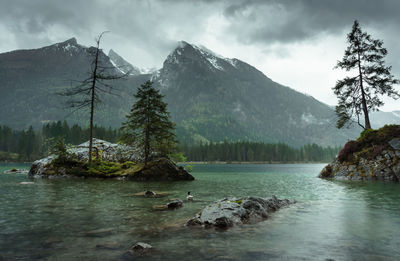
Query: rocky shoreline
319,125,400,181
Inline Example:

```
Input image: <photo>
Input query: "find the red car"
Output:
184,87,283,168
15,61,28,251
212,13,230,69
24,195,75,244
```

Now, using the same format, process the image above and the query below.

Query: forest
181,141,340,163
0,121,339,162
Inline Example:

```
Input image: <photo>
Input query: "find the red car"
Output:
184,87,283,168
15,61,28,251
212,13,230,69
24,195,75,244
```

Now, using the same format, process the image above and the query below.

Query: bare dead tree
61,32,128,165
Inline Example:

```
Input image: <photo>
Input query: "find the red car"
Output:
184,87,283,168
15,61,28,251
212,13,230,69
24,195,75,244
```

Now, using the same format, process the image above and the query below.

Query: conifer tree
120,80,177,164
334,20,399,130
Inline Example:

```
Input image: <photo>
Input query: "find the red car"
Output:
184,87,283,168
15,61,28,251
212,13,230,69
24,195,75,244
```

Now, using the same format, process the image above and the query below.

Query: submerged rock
19,182,35,185
3,168,29,174
123,242,154,258
186,196,295,229
132,191,170,198
145,190,156,197
96,241,121,250
84,228,115,237
152,199,184,211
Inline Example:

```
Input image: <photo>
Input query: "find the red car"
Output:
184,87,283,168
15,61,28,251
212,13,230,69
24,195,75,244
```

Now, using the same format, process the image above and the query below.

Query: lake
1,163,400,260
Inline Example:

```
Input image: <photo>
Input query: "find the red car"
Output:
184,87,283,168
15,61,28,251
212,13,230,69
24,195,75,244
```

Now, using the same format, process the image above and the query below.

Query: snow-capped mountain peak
165,41,238,71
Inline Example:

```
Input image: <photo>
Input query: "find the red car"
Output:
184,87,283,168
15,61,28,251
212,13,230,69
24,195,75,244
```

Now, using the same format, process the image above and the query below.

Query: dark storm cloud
0,0,221,65
220,0,400,44
0,0,399,69
1,0,399,48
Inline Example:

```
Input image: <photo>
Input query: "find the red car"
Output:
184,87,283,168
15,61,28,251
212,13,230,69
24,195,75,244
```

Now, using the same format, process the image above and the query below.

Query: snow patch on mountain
109,59,125,74
192,44,224,71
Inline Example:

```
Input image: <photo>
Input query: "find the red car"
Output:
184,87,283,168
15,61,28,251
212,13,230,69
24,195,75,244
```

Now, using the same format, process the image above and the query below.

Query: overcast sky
0,0,399,111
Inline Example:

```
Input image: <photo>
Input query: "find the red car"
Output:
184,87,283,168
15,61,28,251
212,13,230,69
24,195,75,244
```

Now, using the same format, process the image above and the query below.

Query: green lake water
1,163,400,260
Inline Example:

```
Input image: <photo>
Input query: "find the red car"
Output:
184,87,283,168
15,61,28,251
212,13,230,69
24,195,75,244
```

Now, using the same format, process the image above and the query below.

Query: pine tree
120,80,177,164
334,20,399,130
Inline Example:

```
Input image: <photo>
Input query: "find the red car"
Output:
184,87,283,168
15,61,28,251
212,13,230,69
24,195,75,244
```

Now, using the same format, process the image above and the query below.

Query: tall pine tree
334,20,399,130
120,80,177,164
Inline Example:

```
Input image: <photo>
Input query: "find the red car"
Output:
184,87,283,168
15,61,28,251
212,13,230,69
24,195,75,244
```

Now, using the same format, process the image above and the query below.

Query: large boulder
128,158,194,181
319,125,400,181
67,139,139,162
186,196,295,229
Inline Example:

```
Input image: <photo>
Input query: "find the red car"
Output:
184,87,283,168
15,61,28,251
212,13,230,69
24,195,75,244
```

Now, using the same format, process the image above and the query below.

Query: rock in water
145,190,156,197
3,168,29,174
123,242,153,257
127,158,194,181
96,241,121,250
84,228,115,237
186,196,295,229
167,199,183,209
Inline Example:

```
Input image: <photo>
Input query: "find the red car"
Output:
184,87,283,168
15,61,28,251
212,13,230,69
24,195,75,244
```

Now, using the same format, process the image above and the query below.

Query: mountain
0,38,144,129
0,38,360,146
370,110,400,128
150,41,358,146
108,49,142,75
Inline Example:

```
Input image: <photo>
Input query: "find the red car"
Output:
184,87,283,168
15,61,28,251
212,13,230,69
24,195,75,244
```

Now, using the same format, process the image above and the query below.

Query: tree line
0,122,339,163
181,141,340,163
0,122,119,162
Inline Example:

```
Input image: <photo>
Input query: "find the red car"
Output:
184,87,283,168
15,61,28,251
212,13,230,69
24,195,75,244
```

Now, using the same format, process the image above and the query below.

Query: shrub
338,140,360,163
185,164,193,172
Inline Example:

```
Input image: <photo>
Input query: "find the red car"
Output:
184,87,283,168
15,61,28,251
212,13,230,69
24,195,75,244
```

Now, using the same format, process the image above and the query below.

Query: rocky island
28,139,194,181
319,125,400,181
186,196,295,229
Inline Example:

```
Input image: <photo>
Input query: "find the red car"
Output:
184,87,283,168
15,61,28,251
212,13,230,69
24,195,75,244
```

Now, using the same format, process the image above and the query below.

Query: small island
29,139,194,181
319,125,400,181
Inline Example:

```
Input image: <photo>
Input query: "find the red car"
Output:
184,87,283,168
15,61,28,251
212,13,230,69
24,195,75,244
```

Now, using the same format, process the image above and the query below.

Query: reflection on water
0,163,400,260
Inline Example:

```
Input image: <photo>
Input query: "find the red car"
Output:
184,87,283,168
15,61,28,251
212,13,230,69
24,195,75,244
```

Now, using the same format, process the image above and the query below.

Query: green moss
234,199,243,205
121,161,136,169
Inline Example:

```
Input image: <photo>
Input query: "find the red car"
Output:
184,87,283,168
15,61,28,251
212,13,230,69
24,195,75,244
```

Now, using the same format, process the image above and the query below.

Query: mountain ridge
0,38,383,146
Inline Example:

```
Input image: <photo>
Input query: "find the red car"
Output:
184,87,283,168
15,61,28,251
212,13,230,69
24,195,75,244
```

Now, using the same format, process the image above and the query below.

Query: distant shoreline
180,161,330,164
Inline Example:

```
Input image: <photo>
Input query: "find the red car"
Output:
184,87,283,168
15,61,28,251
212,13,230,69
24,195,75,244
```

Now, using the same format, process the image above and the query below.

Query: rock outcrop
28,139,194,181
319,125,400,181
127,158,194,181
68,138,139,162
186,196,295,229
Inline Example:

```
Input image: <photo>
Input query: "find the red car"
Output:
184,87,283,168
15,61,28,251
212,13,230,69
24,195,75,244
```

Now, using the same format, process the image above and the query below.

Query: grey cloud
0,0,221,67
0,0,399,71
221,0,400,44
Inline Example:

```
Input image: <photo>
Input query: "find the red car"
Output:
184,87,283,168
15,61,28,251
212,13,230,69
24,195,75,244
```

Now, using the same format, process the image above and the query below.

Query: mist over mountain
151,41,359,146
0,38,378,146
